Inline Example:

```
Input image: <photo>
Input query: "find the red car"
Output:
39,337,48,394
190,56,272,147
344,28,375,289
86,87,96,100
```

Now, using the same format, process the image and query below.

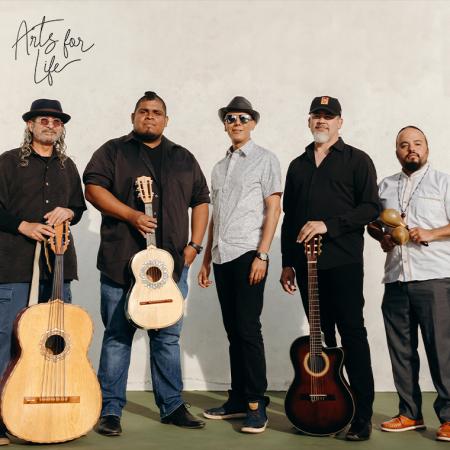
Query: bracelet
188,241,203,254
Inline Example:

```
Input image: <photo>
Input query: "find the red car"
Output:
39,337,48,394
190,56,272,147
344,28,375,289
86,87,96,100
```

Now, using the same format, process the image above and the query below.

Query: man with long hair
0,99,86,446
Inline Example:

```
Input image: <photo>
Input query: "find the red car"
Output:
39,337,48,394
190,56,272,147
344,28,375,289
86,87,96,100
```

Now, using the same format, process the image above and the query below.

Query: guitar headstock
136,176,154,204
304,236,322,261
49,221,70,255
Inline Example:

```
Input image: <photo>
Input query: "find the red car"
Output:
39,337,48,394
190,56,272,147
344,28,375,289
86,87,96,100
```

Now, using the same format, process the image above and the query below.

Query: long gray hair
19,126,68,167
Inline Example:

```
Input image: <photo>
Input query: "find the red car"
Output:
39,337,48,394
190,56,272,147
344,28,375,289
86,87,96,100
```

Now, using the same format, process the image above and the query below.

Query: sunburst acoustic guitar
284,236,355,436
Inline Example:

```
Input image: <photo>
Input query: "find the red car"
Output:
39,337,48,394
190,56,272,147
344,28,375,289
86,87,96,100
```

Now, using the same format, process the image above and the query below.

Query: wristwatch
188,241,203,254
256,252,269,262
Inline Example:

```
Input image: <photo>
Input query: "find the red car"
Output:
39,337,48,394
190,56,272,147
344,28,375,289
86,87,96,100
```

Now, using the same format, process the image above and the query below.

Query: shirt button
45,182,49,186
45,200,49,204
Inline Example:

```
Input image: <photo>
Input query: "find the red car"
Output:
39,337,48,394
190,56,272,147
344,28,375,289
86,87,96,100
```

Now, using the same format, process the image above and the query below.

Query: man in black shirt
0,99,86,446
83,91,210,435
280,96,380,441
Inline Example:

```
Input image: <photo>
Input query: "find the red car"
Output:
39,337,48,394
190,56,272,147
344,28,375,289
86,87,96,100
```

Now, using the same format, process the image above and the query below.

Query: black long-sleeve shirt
281,138,380,270
83,133,210,286
0,148,86,282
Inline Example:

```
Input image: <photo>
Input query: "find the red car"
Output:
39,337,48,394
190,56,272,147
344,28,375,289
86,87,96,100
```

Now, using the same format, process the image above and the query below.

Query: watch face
257,252,268,261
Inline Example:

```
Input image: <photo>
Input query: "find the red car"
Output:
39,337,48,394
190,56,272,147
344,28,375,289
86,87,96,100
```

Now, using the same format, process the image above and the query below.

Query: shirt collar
124,131,166,146
226,139,255,157
306,136,345,153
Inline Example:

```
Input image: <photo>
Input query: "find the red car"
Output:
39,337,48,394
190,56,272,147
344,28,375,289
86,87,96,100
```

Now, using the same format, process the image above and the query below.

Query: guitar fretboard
145,203,156,248
307,258,322,357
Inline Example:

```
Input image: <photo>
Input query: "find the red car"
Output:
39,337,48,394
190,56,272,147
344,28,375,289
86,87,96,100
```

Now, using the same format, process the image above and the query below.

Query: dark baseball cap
309,96,342,116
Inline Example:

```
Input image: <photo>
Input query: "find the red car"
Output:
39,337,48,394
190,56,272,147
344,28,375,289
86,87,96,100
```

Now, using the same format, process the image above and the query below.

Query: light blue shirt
211,140,282,264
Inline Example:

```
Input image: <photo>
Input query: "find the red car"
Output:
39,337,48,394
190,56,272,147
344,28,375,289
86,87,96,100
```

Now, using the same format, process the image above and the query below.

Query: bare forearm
202,218,214,265
258,195,282,253
85,184,141,223
428,224,450,241
190,203,209,247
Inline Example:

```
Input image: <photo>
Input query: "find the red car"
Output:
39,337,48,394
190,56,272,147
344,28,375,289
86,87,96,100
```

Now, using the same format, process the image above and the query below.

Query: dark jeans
296,262,374,422
97,266,189,419
213,251,267,401
382,279,450,423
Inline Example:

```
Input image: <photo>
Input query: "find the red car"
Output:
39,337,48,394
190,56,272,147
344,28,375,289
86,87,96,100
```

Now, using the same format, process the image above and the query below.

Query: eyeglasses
311,113,338,121
35,117,63,128
224,114,253,124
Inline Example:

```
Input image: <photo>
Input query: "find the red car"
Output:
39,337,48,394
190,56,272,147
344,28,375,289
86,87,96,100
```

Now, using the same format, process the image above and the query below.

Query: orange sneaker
381,415,426,432
437,422,450,441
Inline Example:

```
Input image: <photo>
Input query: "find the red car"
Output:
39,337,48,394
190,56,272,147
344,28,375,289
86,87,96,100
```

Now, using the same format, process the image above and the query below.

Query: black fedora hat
22,99,71,123
218,96,260,123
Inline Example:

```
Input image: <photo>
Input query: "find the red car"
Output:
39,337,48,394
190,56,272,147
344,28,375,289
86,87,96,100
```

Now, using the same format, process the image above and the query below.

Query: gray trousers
382,279,450,423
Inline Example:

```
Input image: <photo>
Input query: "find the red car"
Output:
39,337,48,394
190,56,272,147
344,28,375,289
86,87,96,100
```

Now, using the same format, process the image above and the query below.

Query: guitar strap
28,241,41,306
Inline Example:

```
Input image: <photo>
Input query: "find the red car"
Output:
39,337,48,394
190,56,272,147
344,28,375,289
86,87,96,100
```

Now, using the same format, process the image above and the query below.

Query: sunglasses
35,117,63,128
224,114,253,124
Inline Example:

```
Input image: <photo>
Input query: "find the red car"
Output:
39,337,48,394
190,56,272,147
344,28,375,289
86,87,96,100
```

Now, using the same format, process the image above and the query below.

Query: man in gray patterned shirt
198,96,282,433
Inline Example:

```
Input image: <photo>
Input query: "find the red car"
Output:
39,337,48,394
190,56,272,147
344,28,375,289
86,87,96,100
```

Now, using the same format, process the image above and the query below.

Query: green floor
6,392,444,449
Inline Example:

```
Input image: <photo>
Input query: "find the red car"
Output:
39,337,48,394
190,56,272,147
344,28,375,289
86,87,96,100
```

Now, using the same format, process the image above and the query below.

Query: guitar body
126,246,184,329
284,335,355,436
0,301,102,443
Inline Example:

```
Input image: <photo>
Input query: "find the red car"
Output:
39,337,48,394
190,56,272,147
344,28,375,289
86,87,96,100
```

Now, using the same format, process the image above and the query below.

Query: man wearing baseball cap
198,96,282,433
280,96,380,440
0,99,86,445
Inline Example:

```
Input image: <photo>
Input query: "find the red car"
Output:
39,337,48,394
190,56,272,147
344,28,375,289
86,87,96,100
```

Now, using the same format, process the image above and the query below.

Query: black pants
296,262,374,422
213,251,267,401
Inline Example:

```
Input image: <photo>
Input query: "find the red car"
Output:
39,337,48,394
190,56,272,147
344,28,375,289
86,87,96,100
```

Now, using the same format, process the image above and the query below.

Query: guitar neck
307,258,322,355
51,254,65,301
144,203,156,248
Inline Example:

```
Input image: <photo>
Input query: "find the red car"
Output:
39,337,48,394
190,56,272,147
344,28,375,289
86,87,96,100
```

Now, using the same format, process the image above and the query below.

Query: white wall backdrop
1,0,448,391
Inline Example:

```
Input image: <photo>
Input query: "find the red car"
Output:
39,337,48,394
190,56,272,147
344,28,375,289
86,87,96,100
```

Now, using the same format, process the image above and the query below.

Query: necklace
397,165,430,218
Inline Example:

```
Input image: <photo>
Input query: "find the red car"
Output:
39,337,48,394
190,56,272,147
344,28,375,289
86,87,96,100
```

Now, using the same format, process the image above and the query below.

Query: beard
403,161,422,172
133,130,162,143
312,131,329,144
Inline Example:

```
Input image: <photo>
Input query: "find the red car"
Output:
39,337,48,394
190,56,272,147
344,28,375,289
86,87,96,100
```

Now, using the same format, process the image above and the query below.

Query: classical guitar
125,176,184,329
0,221,101,443
284,236,355,436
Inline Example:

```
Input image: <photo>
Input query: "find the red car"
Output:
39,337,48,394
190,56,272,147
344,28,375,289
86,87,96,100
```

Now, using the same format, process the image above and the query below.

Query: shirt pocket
412,195,446,226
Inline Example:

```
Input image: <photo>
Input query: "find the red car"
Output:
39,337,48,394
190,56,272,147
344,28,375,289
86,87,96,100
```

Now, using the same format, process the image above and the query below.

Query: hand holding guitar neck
380,208,428,246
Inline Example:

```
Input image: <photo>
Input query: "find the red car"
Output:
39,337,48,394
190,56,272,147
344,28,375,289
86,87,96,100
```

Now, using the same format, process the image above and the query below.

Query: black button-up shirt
83,133,210,286
0,148,86,282
281,138,380,270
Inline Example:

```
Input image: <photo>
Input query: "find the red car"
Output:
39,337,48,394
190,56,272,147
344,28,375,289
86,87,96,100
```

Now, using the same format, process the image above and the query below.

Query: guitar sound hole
45,334,66,356
308,355,326,373
146,266,162,283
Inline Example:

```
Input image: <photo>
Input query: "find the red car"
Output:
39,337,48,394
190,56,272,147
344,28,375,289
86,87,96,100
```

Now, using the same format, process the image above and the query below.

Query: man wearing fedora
198,96,282,433
0,99,86,445
280,96,380,440
83,91,210,435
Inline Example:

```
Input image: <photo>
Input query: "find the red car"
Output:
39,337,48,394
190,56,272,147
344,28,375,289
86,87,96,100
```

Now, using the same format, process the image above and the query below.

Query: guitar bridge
299,394,336,402
139,299,173,305
24,396,80,404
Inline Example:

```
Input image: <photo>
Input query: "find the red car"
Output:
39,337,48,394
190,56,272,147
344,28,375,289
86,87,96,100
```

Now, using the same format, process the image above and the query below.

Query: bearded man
279,96,380,441
372,126,450,442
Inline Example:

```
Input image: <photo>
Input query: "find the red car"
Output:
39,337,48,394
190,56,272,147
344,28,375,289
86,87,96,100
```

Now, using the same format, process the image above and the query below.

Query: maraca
391,226,410,245
380,208,428,246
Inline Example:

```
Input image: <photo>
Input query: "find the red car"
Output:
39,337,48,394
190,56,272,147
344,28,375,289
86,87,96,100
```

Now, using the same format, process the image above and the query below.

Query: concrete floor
5,392,444,449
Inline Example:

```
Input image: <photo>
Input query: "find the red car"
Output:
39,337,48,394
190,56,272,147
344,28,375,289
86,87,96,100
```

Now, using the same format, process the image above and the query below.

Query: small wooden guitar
284,236,355,436
125,176,184,329
0,222,101,443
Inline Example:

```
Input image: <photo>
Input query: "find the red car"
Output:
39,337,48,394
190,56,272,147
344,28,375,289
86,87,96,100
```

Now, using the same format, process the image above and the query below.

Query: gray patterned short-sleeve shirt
211,140,282,264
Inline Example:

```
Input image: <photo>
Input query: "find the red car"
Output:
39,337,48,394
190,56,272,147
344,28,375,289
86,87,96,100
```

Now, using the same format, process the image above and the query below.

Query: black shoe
0,422,10,446
203,391,247,420
96,415,122,436
346,419,372,441
241,398,270,434
162,404,205,429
